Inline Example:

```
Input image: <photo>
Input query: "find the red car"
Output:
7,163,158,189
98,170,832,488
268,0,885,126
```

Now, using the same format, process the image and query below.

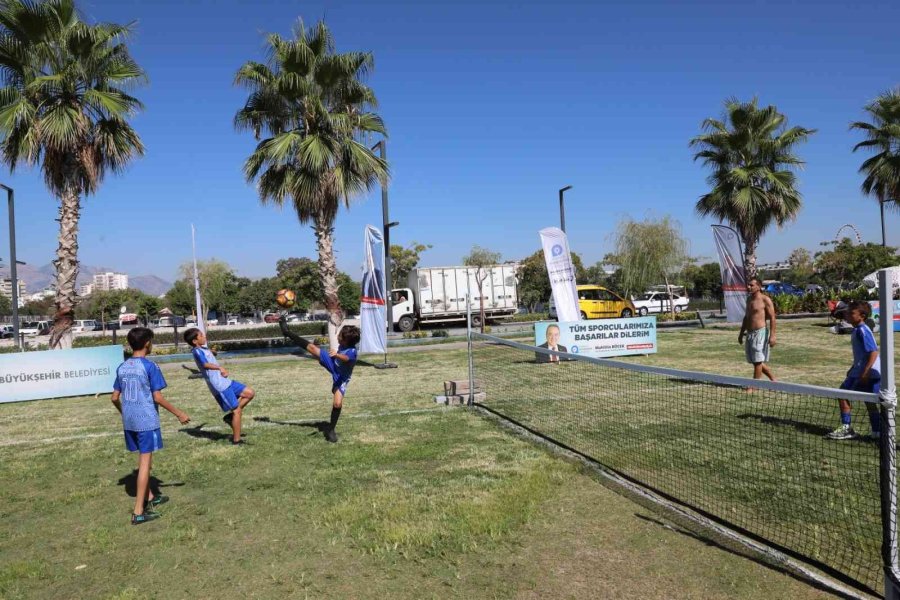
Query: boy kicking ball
184,328,256,445
279,315,360,443
111,327,191,525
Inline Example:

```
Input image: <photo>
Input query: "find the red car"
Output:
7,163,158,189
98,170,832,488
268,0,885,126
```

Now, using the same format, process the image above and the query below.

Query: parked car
20,321,51,336
549,285,636,320
263,313,281,323
286,313,307,323
0,325,14,339
631,291,690,316
805,284,825,294
154,316,187,329
71,319,98,333
763,282,804,297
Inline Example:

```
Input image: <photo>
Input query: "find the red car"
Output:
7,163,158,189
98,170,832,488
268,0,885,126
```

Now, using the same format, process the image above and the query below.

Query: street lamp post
559,185,573,233
0,184,21,350
372,140,398,369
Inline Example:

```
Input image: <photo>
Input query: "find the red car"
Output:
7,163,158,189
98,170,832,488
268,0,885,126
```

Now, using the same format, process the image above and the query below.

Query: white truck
390,264,519,332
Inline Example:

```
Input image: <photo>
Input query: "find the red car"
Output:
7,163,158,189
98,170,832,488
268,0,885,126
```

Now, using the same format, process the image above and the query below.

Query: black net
471,334,884,596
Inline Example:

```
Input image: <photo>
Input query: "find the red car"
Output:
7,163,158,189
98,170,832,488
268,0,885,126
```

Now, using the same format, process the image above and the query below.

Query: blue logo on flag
551,244,563,257
571,345,579,353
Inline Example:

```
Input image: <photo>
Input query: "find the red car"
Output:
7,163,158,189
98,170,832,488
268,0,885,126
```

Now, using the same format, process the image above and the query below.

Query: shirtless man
738,277,777,382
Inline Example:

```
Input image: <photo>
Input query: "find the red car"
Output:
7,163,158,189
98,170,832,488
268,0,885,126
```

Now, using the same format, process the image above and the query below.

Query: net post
878,269,900,600
466,293,475,406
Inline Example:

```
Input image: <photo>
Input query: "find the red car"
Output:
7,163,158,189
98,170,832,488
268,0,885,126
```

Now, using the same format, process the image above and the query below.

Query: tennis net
469,332,889,596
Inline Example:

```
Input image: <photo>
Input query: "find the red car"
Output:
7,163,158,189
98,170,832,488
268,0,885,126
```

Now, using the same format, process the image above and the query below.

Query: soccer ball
276,289,297,309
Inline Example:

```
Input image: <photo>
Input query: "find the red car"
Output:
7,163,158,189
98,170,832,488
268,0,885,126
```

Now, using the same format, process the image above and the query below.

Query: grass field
0,318,876,599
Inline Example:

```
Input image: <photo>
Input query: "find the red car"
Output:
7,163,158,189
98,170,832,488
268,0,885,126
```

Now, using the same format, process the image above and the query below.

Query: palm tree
0,0,145,348
234,20,387,345
690,98,814,279
851,89,900,246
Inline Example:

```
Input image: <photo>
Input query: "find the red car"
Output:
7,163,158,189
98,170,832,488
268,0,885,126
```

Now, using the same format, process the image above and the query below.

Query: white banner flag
360,225,387,354
711,225,747,323
540,227,580,322
191,224,205,332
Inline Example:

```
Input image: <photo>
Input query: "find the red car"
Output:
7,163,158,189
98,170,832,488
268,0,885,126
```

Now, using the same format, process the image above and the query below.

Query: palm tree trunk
314,211,343,349
743,237,758,282
50,189,81,350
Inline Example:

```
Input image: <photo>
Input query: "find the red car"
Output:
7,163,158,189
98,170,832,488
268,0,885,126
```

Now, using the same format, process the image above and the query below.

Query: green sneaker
131,511,161,525
146,495,169,508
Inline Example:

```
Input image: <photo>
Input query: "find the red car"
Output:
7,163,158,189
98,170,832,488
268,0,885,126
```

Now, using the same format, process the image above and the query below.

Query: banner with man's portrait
534,318,658,361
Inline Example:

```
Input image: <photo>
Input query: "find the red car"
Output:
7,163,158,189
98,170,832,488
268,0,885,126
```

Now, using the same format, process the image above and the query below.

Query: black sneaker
146,495,169,509
223,412,234,426
325,428,338,443
231,439,247,446
131,511,161,525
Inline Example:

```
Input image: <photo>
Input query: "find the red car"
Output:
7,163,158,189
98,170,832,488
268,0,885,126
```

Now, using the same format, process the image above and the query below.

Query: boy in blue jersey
111,327,191,525
184,328,256,445
827,301,882,440
279,316,360,443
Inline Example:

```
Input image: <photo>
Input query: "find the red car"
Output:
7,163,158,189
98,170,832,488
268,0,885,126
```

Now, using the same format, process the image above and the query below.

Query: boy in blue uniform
184,328,256,445
111,327,190,525
279,316,360,443
827,301,882,440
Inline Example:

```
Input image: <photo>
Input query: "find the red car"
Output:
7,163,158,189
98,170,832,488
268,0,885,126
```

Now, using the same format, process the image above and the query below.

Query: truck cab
391,288,416,332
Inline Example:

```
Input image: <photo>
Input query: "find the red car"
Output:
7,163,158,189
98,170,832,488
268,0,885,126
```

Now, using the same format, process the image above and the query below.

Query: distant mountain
129,275,172,296
0,263,171,296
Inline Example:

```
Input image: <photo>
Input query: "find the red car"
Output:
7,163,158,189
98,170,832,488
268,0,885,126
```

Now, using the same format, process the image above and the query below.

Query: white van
72,319,98,333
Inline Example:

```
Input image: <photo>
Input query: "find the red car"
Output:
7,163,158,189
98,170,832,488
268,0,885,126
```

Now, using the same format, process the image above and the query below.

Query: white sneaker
826,425,857,440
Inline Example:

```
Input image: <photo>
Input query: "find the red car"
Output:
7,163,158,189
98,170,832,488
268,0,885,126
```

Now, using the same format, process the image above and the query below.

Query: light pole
372,140,398,369
559,185,573,233
0,184,21,350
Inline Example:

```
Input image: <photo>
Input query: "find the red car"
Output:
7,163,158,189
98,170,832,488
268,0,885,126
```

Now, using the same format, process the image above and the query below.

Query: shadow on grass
116,470,185,499
736,413,878,444
736,413,833,437
253,415,330,439
633,513,859,600
180,423,244,442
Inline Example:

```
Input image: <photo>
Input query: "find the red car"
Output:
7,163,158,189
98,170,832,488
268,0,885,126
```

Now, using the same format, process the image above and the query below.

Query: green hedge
507,312,549,322
657,311,701,322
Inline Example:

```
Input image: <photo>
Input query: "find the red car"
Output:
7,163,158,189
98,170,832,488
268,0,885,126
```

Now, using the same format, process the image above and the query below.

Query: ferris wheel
834,224,863,245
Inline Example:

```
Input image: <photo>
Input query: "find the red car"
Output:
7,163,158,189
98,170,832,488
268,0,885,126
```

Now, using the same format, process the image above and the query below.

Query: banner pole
467,292,475,406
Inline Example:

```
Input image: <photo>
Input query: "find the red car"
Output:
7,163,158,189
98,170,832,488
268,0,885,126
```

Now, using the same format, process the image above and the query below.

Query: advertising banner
868,301,900,332
534,317,657,361
0,345,122,403
712,225,747,323
360,225,387,354
539,227,580,322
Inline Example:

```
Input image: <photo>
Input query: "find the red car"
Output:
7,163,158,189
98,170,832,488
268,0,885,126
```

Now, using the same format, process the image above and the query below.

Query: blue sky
1,0,899,285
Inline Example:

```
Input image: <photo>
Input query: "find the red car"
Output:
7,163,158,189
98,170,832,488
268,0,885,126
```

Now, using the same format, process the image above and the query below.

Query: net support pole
878,269,900,600
467,293,475,406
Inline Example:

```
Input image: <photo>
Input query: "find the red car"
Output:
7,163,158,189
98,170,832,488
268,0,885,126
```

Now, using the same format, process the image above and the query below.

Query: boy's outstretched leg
230,387,255,445
326,390,342,443
132,452,159,524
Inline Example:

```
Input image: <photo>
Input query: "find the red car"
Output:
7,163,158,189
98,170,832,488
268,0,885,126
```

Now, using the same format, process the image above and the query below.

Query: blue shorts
215,380,247,412
318,353,350,397
840,375,881,395
124,428,163,453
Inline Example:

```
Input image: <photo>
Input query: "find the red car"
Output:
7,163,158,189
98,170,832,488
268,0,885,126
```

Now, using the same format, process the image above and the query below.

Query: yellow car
549,285,636,319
